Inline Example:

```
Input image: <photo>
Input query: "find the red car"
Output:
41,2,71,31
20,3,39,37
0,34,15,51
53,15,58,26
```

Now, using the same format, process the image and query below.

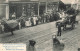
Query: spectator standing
31,17,34,26
44,15,46,23
19,21,21,29
41,15,44,23
33,16,36,26
35,16,38,25
25,18,29,27
38,16,41,24
57,23,62,36
20,19,25,28
33,15,38,26
29,18,31,26
49,14,52,22
1,24,4,33
12,12,16,20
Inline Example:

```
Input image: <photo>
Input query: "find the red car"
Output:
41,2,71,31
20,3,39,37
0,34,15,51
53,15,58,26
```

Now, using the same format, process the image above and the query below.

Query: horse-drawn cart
56,15,76,30
56,8,79,30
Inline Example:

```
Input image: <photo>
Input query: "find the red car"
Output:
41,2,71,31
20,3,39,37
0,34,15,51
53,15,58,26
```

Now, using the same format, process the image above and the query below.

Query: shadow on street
53,43,65,51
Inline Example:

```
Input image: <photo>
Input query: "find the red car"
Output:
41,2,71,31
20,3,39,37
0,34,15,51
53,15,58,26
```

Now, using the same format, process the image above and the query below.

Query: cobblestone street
0,20,80,51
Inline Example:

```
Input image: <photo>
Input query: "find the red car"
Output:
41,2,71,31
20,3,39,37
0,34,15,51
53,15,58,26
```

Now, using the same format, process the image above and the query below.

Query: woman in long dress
33,17,36,26
29,18,31,26
12,12,16,20
25,18,29,27
33,16,38,26
25,18,31,27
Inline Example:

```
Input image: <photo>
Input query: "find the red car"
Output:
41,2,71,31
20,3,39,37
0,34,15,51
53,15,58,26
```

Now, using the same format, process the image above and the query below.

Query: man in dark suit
57,23,61,36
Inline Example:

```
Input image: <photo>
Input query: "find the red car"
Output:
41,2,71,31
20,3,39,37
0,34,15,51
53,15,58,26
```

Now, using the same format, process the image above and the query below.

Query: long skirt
25,21,31,26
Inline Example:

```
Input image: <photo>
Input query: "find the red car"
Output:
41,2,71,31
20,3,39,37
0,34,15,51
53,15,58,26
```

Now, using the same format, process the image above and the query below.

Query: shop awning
61,0,76,4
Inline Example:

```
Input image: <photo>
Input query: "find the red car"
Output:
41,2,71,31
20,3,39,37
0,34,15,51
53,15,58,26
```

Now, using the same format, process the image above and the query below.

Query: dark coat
58,23,61,32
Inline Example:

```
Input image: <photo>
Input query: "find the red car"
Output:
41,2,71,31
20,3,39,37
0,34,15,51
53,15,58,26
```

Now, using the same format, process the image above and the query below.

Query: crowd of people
0,8,79,34
17,11,60,29
0,11,61,33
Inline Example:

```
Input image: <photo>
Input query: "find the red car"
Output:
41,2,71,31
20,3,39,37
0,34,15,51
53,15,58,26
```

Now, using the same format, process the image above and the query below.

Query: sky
61,0,76,4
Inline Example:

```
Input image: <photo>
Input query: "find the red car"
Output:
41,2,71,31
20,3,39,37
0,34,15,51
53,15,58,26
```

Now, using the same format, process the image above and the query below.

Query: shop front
9,1,38,19
39,2,46,16
47,2,59,14
0,0,60,20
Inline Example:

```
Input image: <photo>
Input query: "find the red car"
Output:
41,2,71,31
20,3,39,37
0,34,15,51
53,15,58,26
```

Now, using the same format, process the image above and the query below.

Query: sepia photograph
0,0,80,51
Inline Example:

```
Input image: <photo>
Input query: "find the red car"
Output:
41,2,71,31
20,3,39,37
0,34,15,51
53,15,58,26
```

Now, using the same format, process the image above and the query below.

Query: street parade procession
0,0,80,51
0,6,79,35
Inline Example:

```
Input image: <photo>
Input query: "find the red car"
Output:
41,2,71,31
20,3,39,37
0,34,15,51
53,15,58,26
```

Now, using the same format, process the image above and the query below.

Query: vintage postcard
0,0,80,51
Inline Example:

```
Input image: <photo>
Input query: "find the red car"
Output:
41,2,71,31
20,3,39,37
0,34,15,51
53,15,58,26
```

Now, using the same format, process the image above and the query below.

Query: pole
57,0,60,12
46,1,47,13
38,2,40,16
76,0,79,10
6,4,9,20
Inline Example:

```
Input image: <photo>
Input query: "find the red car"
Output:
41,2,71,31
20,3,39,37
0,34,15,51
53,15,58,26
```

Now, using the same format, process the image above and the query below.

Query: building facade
0,0,59,20
76,0,80,10
71,0,80,10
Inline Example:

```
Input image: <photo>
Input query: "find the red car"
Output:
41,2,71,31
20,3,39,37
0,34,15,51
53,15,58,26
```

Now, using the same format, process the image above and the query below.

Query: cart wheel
63,25,66,31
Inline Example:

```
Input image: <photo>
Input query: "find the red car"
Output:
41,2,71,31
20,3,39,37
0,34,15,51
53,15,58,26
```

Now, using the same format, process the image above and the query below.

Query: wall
0,0,8,20
0,5,6,19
